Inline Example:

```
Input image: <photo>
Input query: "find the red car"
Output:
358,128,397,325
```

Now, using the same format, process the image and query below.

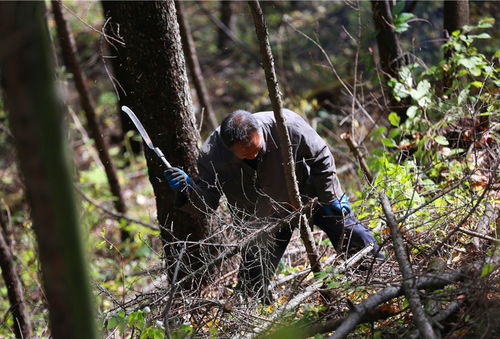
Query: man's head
220,110,262,159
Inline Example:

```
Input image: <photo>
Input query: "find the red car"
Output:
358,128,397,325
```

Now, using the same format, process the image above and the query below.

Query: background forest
0,1,499,338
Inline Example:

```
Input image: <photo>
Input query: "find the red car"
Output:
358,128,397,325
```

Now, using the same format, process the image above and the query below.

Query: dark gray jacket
191,109,344,218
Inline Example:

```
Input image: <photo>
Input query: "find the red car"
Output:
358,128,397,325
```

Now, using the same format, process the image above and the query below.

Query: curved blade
121,105,155,151
121,105,171,168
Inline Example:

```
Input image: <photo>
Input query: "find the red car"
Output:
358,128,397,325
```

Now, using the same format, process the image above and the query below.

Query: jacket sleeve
291,112,344,203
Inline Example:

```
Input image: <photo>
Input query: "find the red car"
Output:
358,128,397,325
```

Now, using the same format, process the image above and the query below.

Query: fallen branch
270,253,339,289
408,301,461,339
471,201,498,248
456,225,500,244
326,253,499,339
379,191,437,339
248,245,374,339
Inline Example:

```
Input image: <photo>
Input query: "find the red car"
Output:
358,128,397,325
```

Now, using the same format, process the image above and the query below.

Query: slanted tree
0,2,96,338
109,0,210,286
248,0,322,274
51,0,130,240
175,1,218,131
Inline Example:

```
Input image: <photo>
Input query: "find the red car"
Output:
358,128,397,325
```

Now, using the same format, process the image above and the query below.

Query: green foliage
480,263,493,278
105,307,189,338
356,19,498,239
382,19,498,156
393,11,415,34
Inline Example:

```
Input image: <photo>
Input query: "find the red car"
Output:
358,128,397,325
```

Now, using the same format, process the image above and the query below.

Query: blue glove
321,195,351,216
164,167,193,192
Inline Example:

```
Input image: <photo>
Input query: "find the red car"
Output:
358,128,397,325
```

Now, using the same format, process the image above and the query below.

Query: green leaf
371,126,387,140
382,138,397,148
407,106,418,119
327,281,340,289
388,112,400,127
395,22,410,33
393,82,410,101
477,17,494,29
469,33,491,39
398,12,415,22
458,89,469,105
434,136,449,146
480,263,493,277
394,12,415,33
400,67,413,87
127,311,145,330
389,128,400,139
410,80,431,107
458,56,486,76
470,81,483,88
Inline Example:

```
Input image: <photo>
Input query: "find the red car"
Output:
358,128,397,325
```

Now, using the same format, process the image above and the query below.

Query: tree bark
109,0,210,287
248,0,322,274
443,0,469,36
100,0,143,155
51,0,130,240
175,1,218,131
0,227,32,339
380,191,437,339
0,2,96,338
370,0,409,121
0,204,13,249
219,1,236,53
370,0,404,79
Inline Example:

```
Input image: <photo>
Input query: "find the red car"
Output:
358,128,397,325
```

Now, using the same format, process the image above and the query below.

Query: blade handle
153,147,172,168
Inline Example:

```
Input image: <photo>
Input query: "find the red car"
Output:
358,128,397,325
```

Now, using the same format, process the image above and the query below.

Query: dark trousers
238,208,379,300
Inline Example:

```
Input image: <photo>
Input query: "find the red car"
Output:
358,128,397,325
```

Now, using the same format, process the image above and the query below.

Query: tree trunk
51,0,130,240
109,0,210,287
443,0,469,36
370,0,403,79
0,227,32,339
219,1,236,53
248,0,322,274
175,1,218,131
0,2,96,338
100,0,143,155
198,2,260,61
0,204,13,249
370,0,409,121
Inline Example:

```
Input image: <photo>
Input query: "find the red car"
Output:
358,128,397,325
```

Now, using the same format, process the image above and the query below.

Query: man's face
231,131,262,160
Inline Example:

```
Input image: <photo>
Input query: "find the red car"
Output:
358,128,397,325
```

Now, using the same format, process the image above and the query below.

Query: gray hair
220,110,260,148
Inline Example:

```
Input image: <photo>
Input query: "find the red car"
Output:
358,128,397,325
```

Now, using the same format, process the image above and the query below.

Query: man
165,109,382,301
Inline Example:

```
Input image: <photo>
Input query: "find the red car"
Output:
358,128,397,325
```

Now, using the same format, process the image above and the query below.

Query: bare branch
75,186,160,231
248,0,322,273
378,191,437,339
